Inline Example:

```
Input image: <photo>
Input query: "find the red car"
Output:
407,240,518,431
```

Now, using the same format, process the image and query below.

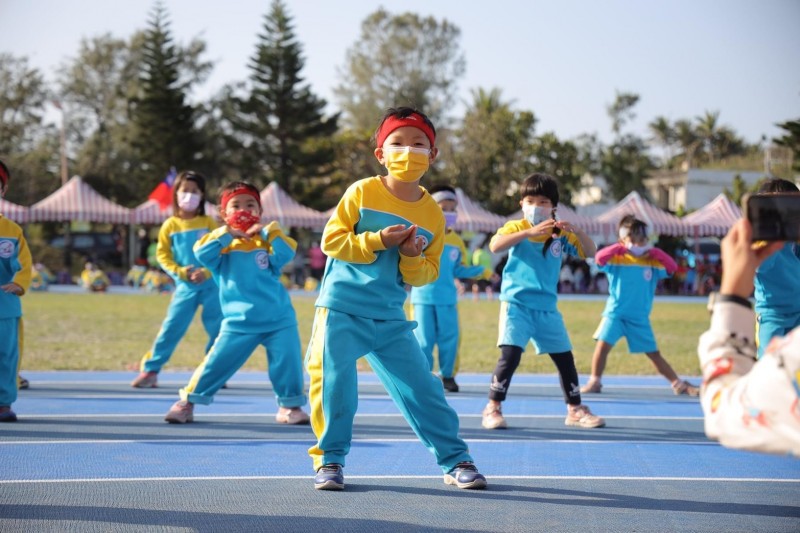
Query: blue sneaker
0,406,18,422
314,464,344,490
444,462,487,489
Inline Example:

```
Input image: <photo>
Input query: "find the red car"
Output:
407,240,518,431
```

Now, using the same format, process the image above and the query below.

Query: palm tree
648,116,675,168
674,119,700,168
695,110,720,162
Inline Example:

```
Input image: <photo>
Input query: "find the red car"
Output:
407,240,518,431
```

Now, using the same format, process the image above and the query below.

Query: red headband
221,186,261,211
0,164,8,188
375,113,435,149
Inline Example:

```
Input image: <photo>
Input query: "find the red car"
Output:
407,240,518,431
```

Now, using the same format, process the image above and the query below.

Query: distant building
643,168,765,212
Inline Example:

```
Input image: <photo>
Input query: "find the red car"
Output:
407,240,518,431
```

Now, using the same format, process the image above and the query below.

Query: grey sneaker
164,400,194,424
444,462,487,490
314,464,344,490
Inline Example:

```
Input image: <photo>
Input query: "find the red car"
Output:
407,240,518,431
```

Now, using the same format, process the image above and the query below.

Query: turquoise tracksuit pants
181,324,307,408
0,318,20,406
305,307,472,472
412,303,460,378
143,282,222,372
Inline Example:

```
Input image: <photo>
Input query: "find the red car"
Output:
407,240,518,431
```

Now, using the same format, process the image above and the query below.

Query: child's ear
374,146,384,165
429,147,439,162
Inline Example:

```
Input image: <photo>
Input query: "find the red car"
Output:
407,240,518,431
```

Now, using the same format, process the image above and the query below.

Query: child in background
164,181,309,424
581,216,698,396
30,263,54,291
0,159,32,422
132,171,222,388
482,173,604,430
752,178,800,358
80,262,111,292
409,184,493,392
306,107,486,491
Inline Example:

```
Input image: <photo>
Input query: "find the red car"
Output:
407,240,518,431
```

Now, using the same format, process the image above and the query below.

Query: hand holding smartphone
744,192,800,241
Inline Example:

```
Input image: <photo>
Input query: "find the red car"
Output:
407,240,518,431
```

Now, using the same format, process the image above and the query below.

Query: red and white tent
681,193,742,237
595,191,686,237
453,188,507,233
508,204,610,235
0,198,30,224
29,176,131,224
132,199,219,225
260,182,328,230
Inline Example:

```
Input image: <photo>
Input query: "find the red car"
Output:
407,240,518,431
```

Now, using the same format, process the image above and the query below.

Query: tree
227,0,338,200
695,110,721,163
723,173,759,206
648,116,675,168
774,118,800,172
673,118,700,168
334,8,465,132
0,53,59,205
530,133,582,207
607,91,640,137
602,92,653,200
445,88,536,213
129,2,203,198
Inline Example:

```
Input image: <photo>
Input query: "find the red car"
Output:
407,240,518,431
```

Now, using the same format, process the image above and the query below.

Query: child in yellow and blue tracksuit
409,184,492,392
306,107,486,491
163,181,309,425
581,215,698,396
753,179,800,358
0,159,31,422
132,171,222,388
482,173,605,431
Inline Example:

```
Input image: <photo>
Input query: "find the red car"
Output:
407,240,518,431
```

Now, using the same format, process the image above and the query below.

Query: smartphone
744,193,800,241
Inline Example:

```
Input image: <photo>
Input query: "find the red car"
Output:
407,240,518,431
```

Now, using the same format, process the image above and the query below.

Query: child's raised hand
380,224,414,249
528,219,556,237
0,282,22,295
245,223,265,237
555,220,573,233
398,226,424,257
227,226,250,239
188,268,207,284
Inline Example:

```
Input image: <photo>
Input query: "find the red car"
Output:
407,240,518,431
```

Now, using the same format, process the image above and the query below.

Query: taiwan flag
148,167,177,211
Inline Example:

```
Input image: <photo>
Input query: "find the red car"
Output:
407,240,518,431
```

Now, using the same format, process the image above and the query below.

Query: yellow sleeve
12,232,32,294
321,184,386,263
156,219,188,281
399,215,444,287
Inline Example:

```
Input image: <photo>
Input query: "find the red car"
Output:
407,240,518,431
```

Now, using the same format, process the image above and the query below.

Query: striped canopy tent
681,193,742,237
453,188,507,233
29,176,131,223
508,203,610,235
133,199,220,224
260,182,328,230
0,198,30,224
595,190,687,237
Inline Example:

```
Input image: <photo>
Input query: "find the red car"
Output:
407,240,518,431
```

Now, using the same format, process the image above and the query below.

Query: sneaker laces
318,464,341,474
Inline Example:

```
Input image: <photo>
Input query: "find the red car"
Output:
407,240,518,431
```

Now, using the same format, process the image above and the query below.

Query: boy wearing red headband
306,107,486,491
164,181,309,425
0,159,32,422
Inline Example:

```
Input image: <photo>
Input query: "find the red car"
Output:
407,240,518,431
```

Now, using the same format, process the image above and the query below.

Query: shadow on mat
0,505,482,533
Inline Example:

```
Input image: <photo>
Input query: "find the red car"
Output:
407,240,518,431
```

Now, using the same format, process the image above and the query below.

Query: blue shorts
593,315,657,353
497,301,572,354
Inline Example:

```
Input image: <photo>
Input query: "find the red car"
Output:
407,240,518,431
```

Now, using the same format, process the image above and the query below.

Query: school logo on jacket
449,248,459,262
549,240,562,258
643,267,653,281
416,235,429,249
0,240,14,259
255,251,270,269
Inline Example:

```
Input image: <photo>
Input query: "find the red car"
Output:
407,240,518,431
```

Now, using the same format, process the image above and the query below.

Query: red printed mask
226,210,261,232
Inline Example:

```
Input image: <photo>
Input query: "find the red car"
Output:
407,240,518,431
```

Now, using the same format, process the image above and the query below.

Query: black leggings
489,346,582,406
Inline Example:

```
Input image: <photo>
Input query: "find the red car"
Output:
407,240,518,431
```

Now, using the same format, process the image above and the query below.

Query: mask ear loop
542,206,561,257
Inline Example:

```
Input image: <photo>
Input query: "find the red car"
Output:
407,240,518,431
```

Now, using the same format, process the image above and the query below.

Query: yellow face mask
383,146,431,183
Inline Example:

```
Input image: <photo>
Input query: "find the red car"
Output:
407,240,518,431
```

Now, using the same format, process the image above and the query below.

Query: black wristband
717,293,753,309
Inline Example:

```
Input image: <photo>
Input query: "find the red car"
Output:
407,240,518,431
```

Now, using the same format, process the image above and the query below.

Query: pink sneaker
131,371,158,388
580,379,602,393
275,407,310,425
164,400,194,424
481,403,507,429
565,405,605,428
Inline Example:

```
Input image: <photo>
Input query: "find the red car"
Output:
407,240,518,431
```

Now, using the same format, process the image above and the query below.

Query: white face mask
522,205,551,225
626,243,652,256
177,192,202,212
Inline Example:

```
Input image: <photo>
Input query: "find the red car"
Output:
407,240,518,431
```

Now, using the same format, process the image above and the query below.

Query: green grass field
21,291,708,376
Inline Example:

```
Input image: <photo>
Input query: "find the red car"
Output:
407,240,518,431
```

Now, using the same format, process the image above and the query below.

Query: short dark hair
758,178,799,194
519,173,559,207
372,107,436,146
427,183,456,195
171,170,207,216
0,158,9,190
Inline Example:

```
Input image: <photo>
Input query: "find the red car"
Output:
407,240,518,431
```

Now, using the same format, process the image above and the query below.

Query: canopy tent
453,188,507,233
681,193,742,237
595,191,686,237
0,198,29,224
132,199,219,224
260,182,328,230
29,176,131,224
508,203,610,235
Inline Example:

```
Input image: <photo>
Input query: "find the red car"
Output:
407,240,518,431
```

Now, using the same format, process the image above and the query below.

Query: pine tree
131,2,200,194
235,0,338,199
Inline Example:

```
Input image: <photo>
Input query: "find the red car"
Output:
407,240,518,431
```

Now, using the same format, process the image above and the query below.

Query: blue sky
3,0,799,145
